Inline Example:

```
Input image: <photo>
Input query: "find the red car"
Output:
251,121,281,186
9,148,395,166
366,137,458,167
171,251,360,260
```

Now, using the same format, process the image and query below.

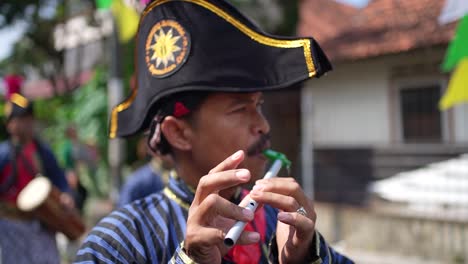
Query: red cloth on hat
173,102,190,117
4,75,23,100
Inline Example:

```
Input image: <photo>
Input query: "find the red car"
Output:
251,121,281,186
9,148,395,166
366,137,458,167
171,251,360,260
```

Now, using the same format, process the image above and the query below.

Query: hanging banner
441,15,468,72
96,0,113,9
112,0,140,42
439,58,468,110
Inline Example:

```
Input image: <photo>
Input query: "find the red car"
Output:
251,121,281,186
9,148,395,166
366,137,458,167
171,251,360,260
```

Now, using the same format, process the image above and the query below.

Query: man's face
7,115,35,142
188,92,271,183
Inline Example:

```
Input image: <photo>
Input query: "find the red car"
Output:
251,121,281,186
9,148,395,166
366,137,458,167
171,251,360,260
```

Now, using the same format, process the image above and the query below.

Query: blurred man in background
62,124,89,213
118,136,173,207
0,90,73,264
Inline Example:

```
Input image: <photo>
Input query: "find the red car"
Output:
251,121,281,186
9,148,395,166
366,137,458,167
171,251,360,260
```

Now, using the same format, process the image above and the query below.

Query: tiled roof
298,0,457,61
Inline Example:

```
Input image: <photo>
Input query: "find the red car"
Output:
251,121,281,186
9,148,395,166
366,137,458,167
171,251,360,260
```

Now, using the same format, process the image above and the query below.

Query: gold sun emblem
145,20,190,77
150,28,181,68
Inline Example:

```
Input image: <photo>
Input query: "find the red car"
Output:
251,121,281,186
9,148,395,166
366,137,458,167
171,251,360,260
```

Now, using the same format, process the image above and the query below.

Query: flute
224,149,291,247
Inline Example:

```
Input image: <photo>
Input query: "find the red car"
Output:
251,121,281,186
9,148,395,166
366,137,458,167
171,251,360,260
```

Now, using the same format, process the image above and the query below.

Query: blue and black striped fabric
75,176,354,263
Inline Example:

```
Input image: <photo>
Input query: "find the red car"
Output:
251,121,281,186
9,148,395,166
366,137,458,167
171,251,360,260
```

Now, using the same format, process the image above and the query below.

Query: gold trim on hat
109,0,317,138
109,90,137,138
143,0,316,77
10,93,29,108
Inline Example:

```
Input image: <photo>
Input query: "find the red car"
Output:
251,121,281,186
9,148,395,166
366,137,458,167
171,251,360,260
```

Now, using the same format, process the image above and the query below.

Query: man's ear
160,116,193,151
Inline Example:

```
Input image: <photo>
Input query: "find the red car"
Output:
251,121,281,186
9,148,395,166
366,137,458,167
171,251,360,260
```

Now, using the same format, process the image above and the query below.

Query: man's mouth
246,134,271,157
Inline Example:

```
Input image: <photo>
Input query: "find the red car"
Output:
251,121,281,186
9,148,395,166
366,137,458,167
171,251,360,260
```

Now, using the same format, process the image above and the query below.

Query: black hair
148,91,212,155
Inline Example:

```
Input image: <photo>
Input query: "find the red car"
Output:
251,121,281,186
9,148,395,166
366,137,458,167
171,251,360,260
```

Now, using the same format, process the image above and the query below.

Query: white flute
224,159,283,247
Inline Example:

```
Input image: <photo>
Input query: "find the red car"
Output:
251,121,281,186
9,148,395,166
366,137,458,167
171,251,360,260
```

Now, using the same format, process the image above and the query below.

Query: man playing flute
75,0,354,263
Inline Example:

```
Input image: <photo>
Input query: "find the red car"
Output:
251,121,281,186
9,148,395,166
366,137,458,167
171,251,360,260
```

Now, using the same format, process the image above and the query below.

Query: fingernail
250,190,261,197
255,179,266,185
236,169,249,180
242,208,254,218
247,232,260,242
278,212,293,222
231,150,243,160
252,184,264,191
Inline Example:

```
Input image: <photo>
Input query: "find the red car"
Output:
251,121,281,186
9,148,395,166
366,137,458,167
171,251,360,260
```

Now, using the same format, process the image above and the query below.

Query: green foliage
36,68,108,161
32,68,110,196
0,1,54,28
0,101,8,140
230,0,298,35
0,0,66,75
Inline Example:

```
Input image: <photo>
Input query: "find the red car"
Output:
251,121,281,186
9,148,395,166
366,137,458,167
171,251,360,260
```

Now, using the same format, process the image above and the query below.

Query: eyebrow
227,94,264,108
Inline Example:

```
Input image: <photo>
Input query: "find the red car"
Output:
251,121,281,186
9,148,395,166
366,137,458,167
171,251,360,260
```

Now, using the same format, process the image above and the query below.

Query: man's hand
184,150,260,264
60,192,76,210
250,177,317,264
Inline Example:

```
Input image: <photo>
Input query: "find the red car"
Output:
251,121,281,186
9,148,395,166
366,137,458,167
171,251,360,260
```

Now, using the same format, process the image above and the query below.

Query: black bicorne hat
109,0,332,138
4,93,34,122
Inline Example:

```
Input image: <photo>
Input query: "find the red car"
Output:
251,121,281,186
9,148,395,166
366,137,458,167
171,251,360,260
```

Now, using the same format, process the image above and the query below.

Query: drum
17,176,86,241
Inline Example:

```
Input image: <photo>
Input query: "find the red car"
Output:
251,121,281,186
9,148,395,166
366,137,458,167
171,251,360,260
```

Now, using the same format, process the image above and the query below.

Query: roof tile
298,0,457,61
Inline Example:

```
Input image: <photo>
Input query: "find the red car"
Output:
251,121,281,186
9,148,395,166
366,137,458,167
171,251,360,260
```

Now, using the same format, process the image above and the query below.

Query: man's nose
252,112,270,135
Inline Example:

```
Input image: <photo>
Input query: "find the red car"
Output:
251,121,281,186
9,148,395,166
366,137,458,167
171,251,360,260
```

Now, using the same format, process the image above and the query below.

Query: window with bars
399,85,442,142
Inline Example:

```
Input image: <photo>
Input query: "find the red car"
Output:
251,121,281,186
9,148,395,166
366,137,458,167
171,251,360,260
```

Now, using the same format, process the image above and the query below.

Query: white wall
304,59,391,145
303,47,468,146
299,48,468,199
454,103,468,142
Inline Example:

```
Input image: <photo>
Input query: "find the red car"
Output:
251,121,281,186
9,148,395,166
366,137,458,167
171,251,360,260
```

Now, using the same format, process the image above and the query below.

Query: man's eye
233,107,247,113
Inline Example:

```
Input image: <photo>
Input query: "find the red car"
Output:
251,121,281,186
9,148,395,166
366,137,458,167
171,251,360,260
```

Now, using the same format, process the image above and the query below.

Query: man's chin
235,156,266,182
245,163,268,181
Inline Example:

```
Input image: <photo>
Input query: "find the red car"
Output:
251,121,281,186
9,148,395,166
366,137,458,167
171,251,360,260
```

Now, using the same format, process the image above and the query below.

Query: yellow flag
439,58,468,110
112,0,140,43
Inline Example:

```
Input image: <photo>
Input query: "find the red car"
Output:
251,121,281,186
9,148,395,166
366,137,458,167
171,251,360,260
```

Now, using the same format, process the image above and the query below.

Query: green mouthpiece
262,149,291,168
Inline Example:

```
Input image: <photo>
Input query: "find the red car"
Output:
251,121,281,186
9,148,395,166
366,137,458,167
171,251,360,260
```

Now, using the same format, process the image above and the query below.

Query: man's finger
208,150,244,174
193,169,251,204
277,212,315,244
236,231,260,245
192,194,254,224
250,191,300,213
250,189,317,223
185,226,226,249
254,177,311,214
185,227,259,257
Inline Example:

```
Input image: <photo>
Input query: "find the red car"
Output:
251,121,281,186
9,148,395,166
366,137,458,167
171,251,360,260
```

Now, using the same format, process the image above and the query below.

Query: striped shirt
75,176,354,263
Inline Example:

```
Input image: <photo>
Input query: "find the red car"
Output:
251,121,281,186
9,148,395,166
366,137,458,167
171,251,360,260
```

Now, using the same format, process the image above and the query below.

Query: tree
0,0,118,196
230,0,299,35
1,1,66,83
